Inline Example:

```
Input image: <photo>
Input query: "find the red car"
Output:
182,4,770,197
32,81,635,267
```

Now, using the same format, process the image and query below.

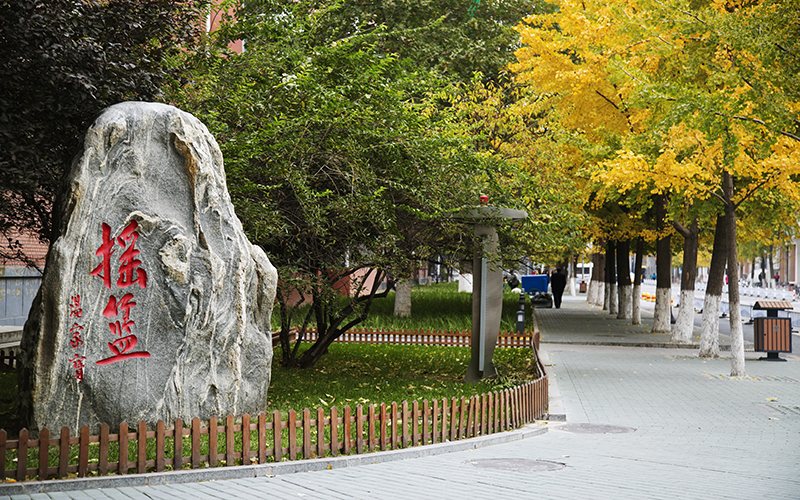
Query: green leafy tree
171,1,497,367
305,0,550,84
0,0,205,265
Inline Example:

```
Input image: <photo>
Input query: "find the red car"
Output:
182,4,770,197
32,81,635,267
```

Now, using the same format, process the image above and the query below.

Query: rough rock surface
19,102,277,433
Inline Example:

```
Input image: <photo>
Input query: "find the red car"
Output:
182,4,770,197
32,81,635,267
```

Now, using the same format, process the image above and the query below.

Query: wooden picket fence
301,327,540,350
1,376,547,482
0,349,17,373
2,327,547,483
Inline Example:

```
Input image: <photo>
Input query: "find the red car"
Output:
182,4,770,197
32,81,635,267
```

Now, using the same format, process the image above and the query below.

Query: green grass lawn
268,342,538,417
268,281,536,415
278,281,527,333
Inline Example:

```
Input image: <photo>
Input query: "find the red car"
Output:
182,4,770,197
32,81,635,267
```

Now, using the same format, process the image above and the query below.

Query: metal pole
479,250,487,374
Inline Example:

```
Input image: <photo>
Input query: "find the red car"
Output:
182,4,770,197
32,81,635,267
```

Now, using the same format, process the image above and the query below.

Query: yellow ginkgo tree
511,0,800,376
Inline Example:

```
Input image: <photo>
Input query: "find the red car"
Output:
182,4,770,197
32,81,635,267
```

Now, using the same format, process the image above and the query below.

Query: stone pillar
465,225,503,382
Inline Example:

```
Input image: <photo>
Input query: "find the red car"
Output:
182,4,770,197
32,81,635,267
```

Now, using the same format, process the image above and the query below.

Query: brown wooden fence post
469,396,477,438
401,401,409,448
136,422,147,474
490,391,500,433
422,400,430,445
368,404,376,452
431,399,438,444
379,403,388,451
316,407,325,458
449,397,458,442
390,402,398,450
209,416,218,467
192,418,201,468
118,423,128,474
242,414,251,465
258,413,267,464
302,408,312,459
481,394,487,436
37,427,49,480
272,410,282,463
355,405,364,454
16,428,28,482
330,406,339,457
98,423,109,476
412,400,420,447
80,425,90,477
458,397,467,439
156,420,165,472
174,418,184,470
226,415,236,466
440,398,448,443
343,406,352,455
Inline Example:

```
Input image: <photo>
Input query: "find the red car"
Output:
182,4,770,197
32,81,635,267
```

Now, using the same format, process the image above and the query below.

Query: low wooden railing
301,328,540,350
0,349,16,372
1,376,547,482
2,328,547,483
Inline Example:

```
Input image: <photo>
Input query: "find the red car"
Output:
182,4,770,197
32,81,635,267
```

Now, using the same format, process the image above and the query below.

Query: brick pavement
3,294,799,499
536,294,748,349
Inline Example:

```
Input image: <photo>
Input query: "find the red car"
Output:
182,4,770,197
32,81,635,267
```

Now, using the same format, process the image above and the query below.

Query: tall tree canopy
0,0,205,266
510,0,800,375
171,0,520,367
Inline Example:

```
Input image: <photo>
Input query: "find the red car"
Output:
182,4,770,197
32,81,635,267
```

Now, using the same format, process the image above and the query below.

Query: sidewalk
3,296,799,499
537,292,751,350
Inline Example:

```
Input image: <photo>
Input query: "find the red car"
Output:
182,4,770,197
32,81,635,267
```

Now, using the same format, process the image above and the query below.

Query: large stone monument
18,102,278,433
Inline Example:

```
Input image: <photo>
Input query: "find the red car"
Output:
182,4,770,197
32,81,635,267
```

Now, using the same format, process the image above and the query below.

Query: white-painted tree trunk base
617,285,632,319
672,289,695,343
652,287,671,333
699,294,721,358
569,277,576,296
609,283,618,315
595,281,605,307
393,280,412,317
728,298,746,376
632,283,642,325
587,280,597,304
603,282,610,310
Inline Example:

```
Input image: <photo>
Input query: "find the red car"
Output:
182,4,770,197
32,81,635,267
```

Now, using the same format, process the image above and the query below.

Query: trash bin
753,301,793,361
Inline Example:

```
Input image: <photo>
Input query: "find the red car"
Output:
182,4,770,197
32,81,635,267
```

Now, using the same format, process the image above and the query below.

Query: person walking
551,268,567,309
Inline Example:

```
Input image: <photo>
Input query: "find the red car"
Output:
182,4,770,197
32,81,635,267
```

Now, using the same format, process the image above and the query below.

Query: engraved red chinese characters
92,220,151,365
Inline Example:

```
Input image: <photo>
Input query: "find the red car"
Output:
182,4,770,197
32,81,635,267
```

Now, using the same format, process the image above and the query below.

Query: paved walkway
536,292,749,349
3,296,799,499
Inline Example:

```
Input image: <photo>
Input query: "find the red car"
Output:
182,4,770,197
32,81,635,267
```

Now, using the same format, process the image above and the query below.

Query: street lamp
516,309,525,334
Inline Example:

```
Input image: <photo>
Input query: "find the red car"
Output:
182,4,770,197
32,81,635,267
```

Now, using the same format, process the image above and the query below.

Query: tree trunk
605,241,617,314
588,246,605,306
632,237,644,325
616,239,632,319
653,194,671,333
768,245,775,288
569,254,577,296
699,213,728,358
393,280,412,316
723,171,746,376
672,219,699,343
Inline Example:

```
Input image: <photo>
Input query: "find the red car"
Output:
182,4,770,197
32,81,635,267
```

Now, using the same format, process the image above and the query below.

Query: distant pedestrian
551,268,567,309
